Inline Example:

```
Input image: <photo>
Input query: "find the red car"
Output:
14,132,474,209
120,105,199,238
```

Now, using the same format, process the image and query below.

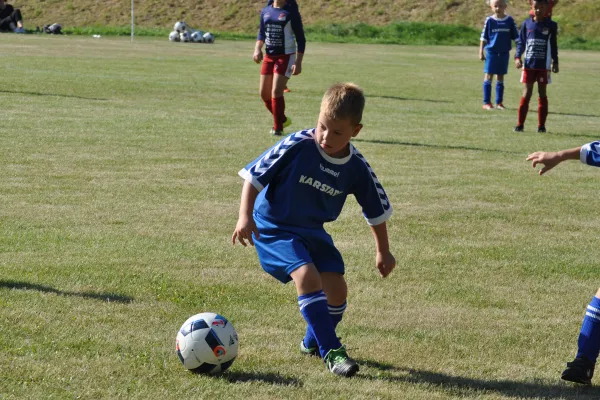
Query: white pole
131,0,134,41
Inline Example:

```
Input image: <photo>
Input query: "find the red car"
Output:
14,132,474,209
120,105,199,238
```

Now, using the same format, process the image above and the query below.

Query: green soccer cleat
324,346,359,377
283,117,292,129
299,340,319,357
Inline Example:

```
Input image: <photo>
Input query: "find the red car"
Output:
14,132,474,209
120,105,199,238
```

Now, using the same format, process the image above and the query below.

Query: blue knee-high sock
298,291,342,358
496,81,504,105
576,296,600,363
483,80,492,104
304,302,347,349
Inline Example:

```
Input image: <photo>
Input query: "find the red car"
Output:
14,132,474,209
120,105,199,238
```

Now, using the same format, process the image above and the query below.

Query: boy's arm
515,22,525,68
526,146,582,175
254,11,266,63
232,181,260,246
551,23,559,73
479,18,488,60
479,40,485,61
370,222,396,278
290,8,306,75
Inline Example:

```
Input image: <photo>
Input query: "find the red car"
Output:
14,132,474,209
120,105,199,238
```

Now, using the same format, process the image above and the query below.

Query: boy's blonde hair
320,83,365,126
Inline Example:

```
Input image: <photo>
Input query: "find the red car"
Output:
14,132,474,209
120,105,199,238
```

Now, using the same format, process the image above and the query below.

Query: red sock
518,97,529,126
263,99,273,114
272,96,285,131
538,96,548,127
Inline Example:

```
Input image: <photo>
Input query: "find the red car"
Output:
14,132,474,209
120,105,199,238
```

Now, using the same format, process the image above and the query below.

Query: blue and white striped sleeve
351,147,393,226
238,130,314,192
580,142,600,167
480,17,489,43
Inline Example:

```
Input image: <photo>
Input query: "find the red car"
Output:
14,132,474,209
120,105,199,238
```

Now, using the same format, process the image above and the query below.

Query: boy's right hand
232,215,260,246
253,49,263,64
515,58,523,69
376,251,396,278
479,52,485,61
526,151,563,175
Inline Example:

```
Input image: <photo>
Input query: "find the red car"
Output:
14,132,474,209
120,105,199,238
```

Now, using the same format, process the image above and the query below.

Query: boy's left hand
291,62,302,75
376,251,396,278
552,62,559,73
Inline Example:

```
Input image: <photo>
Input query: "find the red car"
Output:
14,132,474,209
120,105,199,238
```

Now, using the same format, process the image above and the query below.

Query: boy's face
490,0,506,16
315,112,362,158
533,1,547,19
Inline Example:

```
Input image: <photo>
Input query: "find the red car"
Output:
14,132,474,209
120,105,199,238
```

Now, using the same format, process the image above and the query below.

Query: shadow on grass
0,89,108,101
221,371,302,387
353,138,522,154
366,94,451,103
549,111,600,119
0,280,133,303
357,359,600,400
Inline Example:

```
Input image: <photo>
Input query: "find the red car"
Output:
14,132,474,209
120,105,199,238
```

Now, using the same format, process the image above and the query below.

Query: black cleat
561,357,595,385
514,125,524,132
537,125,546,133
324,346,359,377
269,128,283,136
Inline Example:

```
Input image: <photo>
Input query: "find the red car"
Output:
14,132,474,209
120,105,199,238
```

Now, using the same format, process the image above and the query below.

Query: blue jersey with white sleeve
480,15,519,53
238,129,393,229
257,3,306,56
580,142,600,167
515,17,558,70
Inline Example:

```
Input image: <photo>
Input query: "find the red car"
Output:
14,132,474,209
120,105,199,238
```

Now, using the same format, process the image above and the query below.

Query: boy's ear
352,123,363,137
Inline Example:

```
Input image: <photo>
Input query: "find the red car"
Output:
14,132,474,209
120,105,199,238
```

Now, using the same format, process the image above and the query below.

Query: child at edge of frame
513,0,559,133
479,0,519,110
527,143,600,385
232,82,396,377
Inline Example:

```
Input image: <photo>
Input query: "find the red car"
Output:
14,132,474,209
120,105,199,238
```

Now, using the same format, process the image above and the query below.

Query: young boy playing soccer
514,0,559,133
232,83,396,377
479,0,519,110
527,143,600,384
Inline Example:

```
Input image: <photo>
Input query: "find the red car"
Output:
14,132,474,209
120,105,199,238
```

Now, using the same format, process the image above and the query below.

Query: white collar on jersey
314,138,353,165
491,15,510,21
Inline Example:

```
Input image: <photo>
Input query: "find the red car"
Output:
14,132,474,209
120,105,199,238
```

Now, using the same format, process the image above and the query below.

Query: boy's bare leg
537,83,548,130
271,74,289,132
260,74,274,114
517,82,535,129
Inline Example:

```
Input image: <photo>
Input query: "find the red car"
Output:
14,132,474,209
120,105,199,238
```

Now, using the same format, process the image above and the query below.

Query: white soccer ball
180,31,191,42
176,312,239,374
203,32,215,44
191,30,204,43
169,30,180,42
174,21,187,33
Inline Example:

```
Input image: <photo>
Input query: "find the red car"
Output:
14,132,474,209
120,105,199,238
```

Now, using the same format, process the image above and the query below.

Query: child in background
479,0,519,110
514,0,559,133
527,142,600,384
232,83,395,377
254,0,305,136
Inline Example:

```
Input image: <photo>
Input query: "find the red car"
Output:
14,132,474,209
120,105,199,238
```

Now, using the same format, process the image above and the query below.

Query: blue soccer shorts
484,50,509,75
252,212,345,284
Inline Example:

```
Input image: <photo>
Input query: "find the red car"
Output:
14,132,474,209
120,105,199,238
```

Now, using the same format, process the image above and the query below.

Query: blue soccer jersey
480,15,519,53
257,3,306,56
515,17,558,70
581,142,600,167
238,129,393,229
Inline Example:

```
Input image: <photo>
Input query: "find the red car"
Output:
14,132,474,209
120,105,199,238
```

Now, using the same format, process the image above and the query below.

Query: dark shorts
260,54,296,78
252,212,345,284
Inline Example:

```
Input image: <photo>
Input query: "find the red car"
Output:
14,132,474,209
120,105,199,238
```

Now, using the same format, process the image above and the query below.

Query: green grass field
2,35,600,399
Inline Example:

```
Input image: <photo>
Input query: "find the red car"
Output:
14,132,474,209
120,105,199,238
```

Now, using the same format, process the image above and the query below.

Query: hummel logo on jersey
299,175,342,196
320,163,340,177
